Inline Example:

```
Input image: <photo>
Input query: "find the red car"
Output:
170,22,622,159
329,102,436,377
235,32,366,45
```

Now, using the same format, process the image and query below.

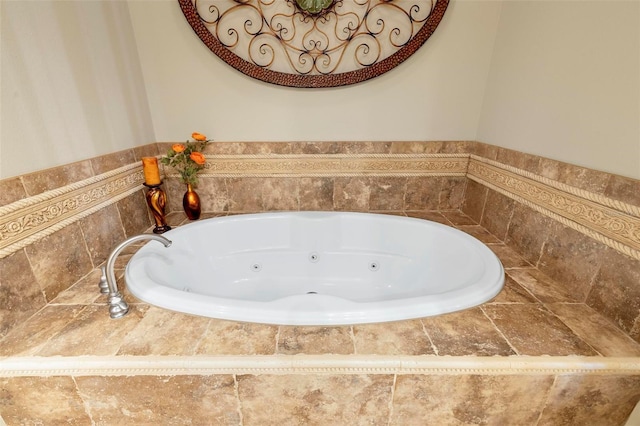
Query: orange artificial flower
190,152,206,165
192,132,207,141
172,143,186,153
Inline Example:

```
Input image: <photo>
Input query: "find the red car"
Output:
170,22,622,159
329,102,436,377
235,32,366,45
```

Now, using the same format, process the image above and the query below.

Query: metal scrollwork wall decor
178,0,449,88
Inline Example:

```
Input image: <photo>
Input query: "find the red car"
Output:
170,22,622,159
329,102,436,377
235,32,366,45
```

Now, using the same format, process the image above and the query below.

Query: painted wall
127,0,501,143
0,1,154,179
477,1,640,179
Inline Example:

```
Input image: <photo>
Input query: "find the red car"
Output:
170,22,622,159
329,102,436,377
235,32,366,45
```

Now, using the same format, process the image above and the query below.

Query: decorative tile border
1,355,639,377
196,154,470,177
0,164,145,259
467,155,640,261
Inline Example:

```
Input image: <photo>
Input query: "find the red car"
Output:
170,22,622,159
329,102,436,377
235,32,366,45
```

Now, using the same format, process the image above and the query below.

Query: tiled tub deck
1,211,640,425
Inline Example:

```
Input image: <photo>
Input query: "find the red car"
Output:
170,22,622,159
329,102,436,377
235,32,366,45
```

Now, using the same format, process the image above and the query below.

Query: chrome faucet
101,234,172,319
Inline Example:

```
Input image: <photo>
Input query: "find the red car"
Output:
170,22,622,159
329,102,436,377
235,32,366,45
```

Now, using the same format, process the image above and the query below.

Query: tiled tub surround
1,141,640,424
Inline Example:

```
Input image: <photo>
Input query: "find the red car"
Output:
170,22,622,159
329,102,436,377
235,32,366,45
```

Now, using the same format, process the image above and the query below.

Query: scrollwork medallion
178,0,449,87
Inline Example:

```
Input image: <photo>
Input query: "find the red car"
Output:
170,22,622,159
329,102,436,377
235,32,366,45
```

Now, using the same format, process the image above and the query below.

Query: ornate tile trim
0,164,144,259
468,155,640,261
1,355,639,377
195,154,470,177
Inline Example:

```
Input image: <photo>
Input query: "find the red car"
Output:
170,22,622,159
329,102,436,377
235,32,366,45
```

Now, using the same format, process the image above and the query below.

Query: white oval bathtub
125,212,504,325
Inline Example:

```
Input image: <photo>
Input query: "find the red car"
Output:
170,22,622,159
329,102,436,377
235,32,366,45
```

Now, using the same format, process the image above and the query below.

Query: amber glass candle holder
144,182,171,234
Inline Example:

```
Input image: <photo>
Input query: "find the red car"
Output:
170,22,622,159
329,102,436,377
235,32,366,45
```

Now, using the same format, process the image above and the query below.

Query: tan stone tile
76,375,240,424
495,147,541,173
118,307,210,355
262,178,299,211
342,141,392,154
0,176,27,205
404,176,441,210
537,375,640,426
192,177,229,213
353,320,434,355
21,160,93,196
441,210,478,226
556,162,611,194
487,244,532,269
390,141,442,153
482,304,598,356
0,377,91,425
422,308,515,356
507,269,577,303
391,374,553,425
604,174,640,207
25,223,94,302
299,177,334,210
90,149,136,174
538,157,561,180
50,267,103,305
277,326,354,354
0,305,85,356
537,224,607,301
368,176,406,211
480,190,515,241
237,374,393,425
471,142,499,160
78,204,127,267
289,141,341,154
0,249,46,338
404,211,449,224
227,178,265,212
587,249,640,338
162,177,186,213
456,225,502,244
36,304,148,356
132,143,160,160
505,203,555,266
489,273,539,304
461,179,488,223
546,303,640,357
333,177,370,211
438,177,466,210
196,319,278,355
116,190,154,237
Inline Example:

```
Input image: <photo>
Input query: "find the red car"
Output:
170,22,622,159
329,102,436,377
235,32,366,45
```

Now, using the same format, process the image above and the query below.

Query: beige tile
537,375,640,426
227,178,265,212
132,143,160,160
422,308,515,356
21,160,93,196
333,177,370,211
76,375,240,425
405,176,441,210
537,224,607,301
505,203,556,266
461,179,488,223
116,190,154,237
404,211,449,224
391,374,553,425
556,162,611,194
587,248,640,336
546,303,640,357
438,177,466,210
0,305,85,356
353,320,434,355
237,374,393,426
36,305,148,356
196,319,278,355
262,178,299,211
482,305,598,356
89,149,135,174
277,326,354,355
495,147,541,173
290,141,342,154
0,249,46,338
299,177,334,210
507,269,577,303
487,244,532,269
78,204,127,267
0,377,91,425
118,307,210,355
441,210,478,226
0,176,27,205
65,265,109,299
25,223,94,302
489,273,539,304
369,177,406,211
456,225,502,244
604,174,640,207
480,190,515,241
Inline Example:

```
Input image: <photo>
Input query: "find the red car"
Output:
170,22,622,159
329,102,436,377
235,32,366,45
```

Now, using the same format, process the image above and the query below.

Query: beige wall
477,1,640,179
127,0,501,143
0,0,154,179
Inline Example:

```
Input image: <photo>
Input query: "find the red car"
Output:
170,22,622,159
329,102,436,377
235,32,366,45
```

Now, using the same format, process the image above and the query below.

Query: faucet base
108,292,130,319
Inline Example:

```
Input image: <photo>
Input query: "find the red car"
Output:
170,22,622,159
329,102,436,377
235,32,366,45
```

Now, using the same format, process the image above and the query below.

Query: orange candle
142,157,161,186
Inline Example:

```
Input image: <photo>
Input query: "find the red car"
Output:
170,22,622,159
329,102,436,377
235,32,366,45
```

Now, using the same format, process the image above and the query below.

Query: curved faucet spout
104,233,172,319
